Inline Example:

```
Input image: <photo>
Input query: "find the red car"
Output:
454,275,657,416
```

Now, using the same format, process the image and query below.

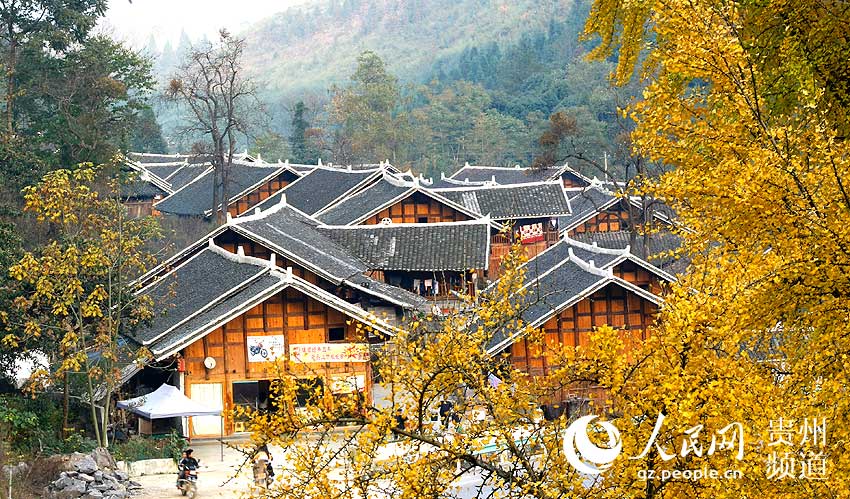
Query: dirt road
132,440,261,498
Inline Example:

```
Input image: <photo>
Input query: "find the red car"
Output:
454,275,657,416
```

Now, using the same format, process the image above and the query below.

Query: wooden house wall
613,260,665,295
226,171,295,218
182,289,371,437
124,199,156,218
569,206,631,234
362,192,471,225
488,219,560,279
509,283,658,403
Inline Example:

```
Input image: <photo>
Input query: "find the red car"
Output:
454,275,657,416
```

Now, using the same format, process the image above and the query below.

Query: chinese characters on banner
289,343,370,363
246,335,285,363
767,417,828,480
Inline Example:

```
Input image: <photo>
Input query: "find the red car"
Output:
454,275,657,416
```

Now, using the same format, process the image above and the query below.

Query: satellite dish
203,357,216,369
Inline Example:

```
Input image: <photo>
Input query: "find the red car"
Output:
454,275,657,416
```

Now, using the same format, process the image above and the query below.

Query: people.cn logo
564,415,623,475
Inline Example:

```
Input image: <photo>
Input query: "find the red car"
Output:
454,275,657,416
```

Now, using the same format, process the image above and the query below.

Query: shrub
111,430,186,463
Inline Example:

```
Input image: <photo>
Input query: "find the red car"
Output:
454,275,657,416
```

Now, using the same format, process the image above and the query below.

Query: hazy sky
101,0,313,49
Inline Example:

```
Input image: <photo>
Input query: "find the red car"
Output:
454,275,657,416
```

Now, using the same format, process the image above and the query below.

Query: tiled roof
434,182,572,220
234,204,369,283
162,165,211,190
426,174,494,190
132,245,411,360
448,164,593,188
447,165,562,184
253,166,382,215
122,178,168,199
231,202,428,309
144,164,186,181
316,177,413,225
485,237,668,353
558,186,620,231
571,230,687,275
154,165,288,217
131,247,271,346
318,220,491,271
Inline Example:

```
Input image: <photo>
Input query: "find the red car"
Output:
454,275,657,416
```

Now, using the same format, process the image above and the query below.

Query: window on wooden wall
328,326,346,342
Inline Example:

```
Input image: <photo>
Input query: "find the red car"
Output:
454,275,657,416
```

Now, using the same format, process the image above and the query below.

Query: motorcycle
177,462,199,498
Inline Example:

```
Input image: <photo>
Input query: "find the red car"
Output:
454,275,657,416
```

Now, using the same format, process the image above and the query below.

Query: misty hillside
241,0,576,95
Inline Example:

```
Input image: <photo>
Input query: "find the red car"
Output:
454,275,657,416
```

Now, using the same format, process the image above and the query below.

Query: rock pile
42,449,144,499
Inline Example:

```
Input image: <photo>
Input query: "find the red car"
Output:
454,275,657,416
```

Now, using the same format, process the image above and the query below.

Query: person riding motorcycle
177,449,200,483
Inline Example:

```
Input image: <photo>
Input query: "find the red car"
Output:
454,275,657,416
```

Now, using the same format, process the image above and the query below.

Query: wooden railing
490,231,560,246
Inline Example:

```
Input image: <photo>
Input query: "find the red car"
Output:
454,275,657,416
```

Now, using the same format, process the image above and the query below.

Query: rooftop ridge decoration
205,239,279,270
436,172,497,187
135,160,190,167
568,247,614,278
124,159,175,193
588,177,617,194
430,179,565,192
562,234,631,256
382,169,419,188
316,215,492,229
131,152,188,158
227,193,319,225
304,161,384,174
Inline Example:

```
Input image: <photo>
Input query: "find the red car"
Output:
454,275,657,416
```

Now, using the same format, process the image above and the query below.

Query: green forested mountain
151,0,640,178
242,0,574,95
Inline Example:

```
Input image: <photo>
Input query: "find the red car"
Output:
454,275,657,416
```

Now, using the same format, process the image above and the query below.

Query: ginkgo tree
235,0,849,496
3,163,160,446
233,239,789,499
580,0,849,497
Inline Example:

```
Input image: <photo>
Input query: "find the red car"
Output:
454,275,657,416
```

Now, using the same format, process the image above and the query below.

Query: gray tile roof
148,270,284,357
317,220,490,271
426,175,494,190
485,254,612,353
484,237,667,353
164,165,212,190
558,186,620,230
434,182,572,220
132,244,417,359
154,165,289,217
144,164,186,181
572,230,687,275
131,247,271,345
234,205,369,283
122,179,168,199
254,166,381,215
316,178,413,225
231,202,427,309
448,165,565,184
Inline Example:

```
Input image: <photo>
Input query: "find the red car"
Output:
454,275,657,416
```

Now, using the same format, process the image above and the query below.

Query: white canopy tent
117,383,224,460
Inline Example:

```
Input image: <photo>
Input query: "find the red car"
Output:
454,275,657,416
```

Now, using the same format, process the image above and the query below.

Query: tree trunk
62,372,70,439
5,36,16,137
211,160,220,224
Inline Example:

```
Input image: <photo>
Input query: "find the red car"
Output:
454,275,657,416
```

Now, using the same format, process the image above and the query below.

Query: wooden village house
118,156,682,435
